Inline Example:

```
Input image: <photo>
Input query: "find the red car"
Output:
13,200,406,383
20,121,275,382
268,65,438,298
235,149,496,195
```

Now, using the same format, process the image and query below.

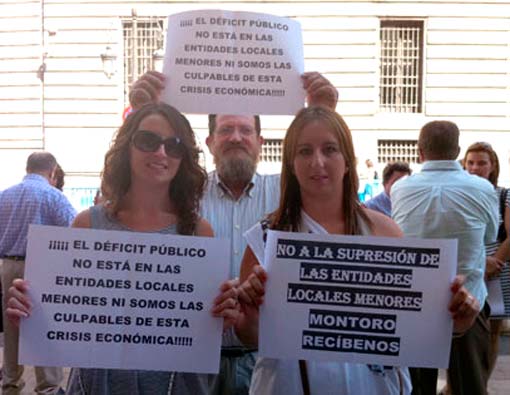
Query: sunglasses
132,130,184,158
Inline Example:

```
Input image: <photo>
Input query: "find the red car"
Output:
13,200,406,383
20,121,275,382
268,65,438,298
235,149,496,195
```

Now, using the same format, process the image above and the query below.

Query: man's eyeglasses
216,125,255,136
132,130,184,159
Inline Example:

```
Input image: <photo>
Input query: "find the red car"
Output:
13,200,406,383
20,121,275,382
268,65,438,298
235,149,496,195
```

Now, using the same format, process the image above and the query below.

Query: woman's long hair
270,106,370,234
101,103,207,235
463,142,499,187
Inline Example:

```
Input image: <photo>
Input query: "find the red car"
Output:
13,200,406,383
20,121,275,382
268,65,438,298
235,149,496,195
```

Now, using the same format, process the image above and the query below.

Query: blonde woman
235,107,480,395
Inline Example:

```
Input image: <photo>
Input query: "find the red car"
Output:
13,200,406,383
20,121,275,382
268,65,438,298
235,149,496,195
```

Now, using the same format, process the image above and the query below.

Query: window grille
122,15,165,106
377,139,419,164
261,139,283,163
380,20,424,113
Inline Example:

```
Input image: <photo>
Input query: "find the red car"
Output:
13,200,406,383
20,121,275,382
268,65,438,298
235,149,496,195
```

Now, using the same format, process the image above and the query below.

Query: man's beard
216,155,257,186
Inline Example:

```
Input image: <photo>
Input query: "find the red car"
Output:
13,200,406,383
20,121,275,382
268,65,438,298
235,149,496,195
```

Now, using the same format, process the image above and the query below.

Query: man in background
392,121,498,395
0,152,76,395
365,161,411,217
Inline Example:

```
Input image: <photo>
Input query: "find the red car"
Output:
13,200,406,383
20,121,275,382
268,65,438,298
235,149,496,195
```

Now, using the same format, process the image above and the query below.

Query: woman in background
463,141,510,381
53,164,65,191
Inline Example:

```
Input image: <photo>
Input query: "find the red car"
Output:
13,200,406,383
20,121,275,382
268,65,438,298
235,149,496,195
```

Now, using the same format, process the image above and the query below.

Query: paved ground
1,334,509,394
438,334,510,395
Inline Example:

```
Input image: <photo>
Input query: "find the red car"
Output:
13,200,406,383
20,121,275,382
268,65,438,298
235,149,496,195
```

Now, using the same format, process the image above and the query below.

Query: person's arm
483,188,499,245
493,205,510,263
236,271,266,347
235,247,267,347
449,275,480,334
240,246,259,283
494,240,510,263
505,205,510,235
301,72,338,110
363,207,403,237
195,217,214,237
485,255,505,279
72,209,92,229
52,193,77,227
485,191,508,279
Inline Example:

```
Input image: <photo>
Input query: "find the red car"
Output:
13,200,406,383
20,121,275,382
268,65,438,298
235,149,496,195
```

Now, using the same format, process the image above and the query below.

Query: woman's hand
485,256,505,279
235,265,268,347
6,278,32,327
302,72,338,111
129,71,165,110
212,278,240,332
238,265,267,307
449,275,480,334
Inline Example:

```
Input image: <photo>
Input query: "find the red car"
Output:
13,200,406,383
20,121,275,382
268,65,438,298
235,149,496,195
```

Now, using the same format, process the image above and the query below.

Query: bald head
418,121,460,161
26,152,57,175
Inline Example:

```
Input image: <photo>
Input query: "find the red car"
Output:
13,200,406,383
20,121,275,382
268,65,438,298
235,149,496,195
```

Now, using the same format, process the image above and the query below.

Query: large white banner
20,225,229,373
161,10,305,115
259,231,458,368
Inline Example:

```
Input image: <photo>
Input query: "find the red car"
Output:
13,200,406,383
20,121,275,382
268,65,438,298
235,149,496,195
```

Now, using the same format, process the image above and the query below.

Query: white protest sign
161,9,305,115
259,231,457,368
20,225,229,373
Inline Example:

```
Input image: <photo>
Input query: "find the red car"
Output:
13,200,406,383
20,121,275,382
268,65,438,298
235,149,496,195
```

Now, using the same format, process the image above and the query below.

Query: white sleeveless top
244,210,412,395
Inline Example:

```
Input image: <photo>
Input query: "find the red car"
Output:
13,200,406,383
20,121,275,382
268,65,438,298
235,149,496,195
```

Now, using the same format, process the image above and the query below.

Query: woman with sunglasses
6,103,239,395
232,107,480,395
463,141,510,382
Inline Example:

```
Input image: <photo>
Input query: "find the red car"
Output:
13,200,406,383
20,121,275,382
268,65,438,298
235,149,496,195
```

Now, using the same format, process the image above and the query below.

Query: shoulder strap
299,360,311,395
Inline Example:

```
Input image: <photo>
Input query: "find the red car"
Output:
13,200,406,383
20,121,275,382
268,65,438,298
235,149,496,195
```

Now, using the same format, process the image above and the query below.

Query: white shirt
244,212,412,395
391,160,498,306
200,171,280,278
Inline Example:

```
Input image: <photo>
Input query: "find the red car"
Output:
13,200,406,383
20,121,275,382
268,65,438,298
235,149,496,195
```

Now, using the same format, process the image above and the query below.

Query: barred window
377,139,419,164
122,14,165,106
380,20,424,113
261,139,283,163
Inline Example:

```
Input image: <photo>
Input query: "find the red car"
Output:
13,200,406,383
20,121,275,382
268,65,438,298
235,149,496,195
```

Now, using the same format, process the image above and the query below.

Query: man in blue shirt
0,152,76,395
392,121,498,395
365,161,411,217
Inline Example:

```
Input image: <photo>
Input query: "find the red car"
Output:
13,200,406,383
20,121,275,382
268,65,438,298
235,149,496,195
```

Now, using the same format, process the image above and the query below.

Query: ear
418,148,425,163
455,146,461,159
255,135,264,157
205,135,213,153
49,167,57,186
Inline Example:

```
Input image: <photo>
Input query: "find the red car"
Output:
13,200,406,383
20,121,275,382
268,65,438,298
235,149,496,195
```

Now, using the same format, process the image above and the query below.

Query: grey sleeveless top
65,205,210,395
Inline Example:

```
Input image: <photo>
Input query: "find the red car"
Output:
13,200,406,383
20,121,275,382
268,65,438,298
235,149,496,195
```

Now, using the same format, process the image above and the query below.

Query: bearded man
130,70,338,395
